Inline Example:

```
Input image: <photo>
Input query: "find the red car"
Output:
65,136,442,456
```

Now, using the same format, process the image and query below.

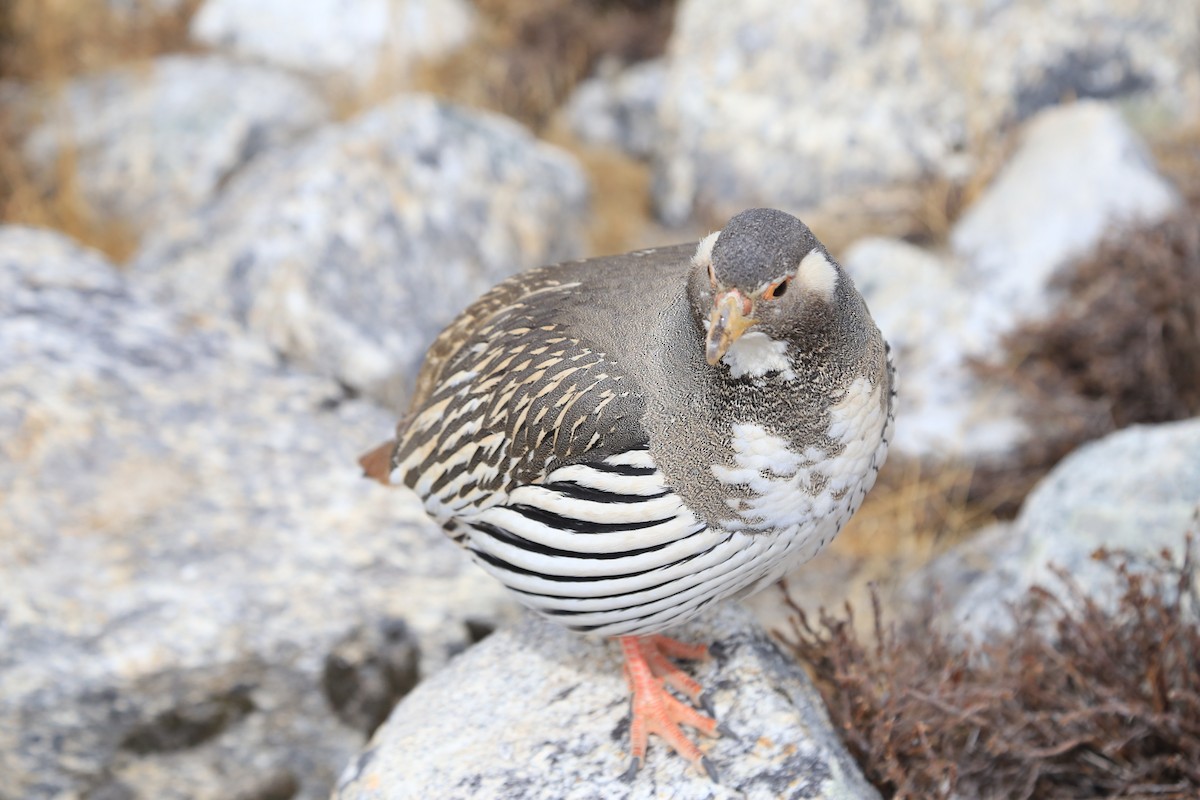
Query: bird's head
688,208,844,378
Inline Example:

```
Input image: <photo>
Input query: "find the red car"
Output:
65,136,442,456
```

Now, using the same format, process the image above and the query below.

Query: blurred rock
334,603,880,800
0,227,518,800
105,0,191,15
18,55,329,244
909,418,1200,637
131,95,589,412
843,102,1179,462
562,58,666,160
951,101,1180,332
844,237,1027,461
191,0,475,89
655,0,1199,224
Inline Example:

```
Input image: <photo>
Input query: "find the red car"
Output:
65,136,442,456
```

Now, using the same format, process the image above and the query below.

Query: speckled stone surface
334,603,879,800
18,55,329,240
191,0,475,88
911,419,1200,637
131,94,589,412
655,0,1199,223
0,227,519,800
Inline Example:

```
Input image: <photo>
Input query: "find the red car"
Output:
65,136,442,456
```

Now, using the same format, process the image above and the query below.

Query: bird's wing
391,316,651,518
357,265,601,486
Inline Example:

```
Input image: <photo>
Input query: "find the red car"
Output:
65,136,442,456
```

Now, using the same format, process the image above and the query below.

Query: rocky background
1,1,1198,799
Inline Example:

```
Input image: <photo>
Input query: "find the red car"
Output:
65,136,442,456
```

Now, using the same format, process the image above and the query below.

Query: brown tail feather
358,439,397,485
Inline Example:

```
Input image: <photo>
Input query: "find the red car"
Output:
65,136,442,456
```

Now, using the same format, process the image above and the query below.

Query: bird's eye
765,278,790,300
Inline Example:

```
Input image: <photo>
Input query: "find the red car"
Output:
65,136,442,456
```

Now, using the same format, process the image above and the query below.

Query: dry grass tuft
0,124,140,262
0,0,199,260
904,138,1014,247
797,135,1012,256
782,537,1200,800
411,0,676,131
572,145,654,256
0,0,201,82
833,458,993,559
1152,124,1200,208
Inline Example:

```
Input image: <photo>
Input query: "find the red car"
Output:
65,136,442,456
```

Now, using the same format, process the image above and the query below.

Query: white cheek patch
722,330,796,380
797,250,839,302
691,231,720,270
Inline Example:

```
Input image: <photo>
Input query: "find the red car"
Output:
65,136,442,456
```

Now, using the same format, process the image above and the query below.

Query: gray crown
710,208,822,287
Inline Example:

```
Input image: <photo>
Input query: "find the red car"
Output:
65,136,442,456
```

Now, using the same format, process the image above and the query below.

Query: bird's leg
618,635,720,782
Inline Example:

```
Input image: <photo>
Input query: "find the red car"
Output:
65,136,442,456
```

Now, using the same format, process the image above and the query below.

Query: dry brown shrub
412,0,676,130
980,202,1200,486
781,537,1200,800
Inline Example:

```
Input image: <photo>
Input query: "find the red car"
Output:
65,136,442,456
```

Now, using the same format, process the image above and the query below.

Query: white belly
709,375,891,592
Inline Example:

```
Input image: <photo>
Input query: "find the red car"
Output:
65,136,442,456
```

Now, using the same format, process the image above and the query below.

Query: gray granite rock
191,0,475,88
334,603,879,800
131,94,589,412
951,101,1180,333
19,55,329,242
563,59,666,160
912,419,1200,637
842,102,1179,462
655,0,1199,224
0,227,518,800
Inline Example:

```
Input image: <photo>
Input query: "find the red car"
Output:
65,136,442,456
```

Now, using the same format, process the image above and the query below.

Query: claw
617,635,726,781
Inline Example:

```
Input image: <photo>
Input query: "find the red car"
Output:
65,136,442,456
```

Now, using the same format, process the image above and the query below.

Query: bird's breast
709,374,889,538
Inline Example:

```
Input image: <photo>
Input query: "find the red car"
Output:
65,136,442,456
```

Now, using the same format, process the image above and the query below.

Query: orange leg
619,635,722,781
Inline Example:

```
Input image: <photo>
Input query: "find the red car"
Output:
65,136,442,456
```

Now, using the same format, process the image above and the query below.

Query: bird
360,207,895,780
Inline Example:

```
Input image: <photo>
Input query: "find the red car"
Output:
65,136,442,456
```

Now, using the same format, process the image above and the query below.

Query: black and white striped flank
453,446,776,637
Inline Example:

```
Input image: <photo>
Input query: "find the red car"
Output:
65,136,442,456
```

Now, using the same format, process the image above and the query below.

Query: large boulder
655,0,1199,224
18,55,330,241
131,95,589,412
0,227,518,800
334,603,880,800
910,418,1200,637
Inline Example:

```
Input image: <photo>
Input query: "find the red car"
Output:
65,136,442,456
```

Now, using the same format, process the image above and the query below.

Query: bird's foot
618,635,721,782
